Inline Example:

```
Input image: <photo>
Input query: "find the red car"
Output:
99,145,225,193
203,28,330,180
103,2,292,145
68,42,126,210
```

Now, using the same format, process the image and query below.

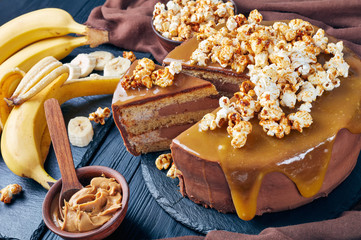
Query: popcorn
199,113,217,131
167,163,182,179
227,117,252,148
123,51,136,62
152,67,175,87
288,110,313,132
248,9,263,24
259,115,291,138
194,10,350,148
89,107,111,125
0,184,22,204
155,153,172,170
153,0,235,41
121,58,180,89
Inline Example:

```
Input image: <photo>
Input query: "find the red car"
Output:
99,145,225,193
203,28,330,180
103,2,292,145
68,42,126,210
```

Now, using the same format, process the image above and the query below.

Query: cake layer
112,60,219,155
127,123,194,154
170,46,361,220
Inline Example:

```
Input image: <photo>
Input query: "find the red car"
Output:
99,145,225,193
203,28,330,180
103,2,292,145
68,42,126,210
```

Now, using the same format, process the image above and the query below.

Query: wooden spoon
44,98,83,218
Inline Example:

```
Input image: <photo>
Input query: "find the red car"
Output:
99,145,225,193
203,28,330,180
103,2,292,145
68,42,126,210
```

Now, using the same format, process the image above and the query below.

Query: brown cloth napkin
86,0,361,62
86,0,361,239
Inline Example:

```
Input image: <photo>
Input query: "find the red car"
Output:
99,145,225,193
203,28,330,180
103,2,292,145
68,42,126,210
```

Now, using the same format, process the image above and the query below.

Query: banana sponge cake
112,59,219,155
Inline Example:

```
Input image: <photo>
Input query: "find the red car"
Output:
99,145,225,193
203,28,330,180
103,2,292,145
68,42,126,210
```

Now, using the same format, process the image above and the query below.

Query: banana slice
64,63,81,80
89,51,115,71
70,54,96,77
67,116,94,147
103,57,131,77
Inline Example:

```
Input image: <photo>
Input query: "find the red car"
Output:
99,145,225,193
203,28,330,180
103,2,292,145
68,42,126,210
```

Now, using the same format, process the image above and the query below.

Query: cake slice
112,60,219,156
163,35,248,96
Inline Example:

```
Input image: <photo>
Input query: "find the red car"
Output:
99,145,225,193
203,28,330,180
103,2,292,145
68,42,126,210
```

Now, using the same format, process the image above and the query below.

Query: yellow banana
1,75,120,189
0,36,92,74
0,69,26,131
0,8,108,65
0,35,107,134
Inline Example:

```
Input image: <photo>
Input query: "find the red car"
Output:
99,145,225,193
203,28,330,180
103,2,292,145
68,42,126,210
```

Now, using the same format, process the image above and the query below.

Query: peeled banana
1,74,120,189
5,57,69,106
0,8,108,65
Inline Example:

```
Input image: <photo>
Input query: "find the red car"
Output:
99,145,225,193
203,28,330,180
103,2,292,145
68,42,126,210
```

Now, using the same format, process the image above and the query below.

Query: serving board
0,44,153,240
141,150,361,235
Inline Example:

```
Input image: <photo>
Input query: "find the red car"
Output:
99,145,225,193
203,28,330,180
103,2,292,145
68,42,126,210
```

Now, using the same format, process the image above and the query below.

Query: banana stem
85,27,109,48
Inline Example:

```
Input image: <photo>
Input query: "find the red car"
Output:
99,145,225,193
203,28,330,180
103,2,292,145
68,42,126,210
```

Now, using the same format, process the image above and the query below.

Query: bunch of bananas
0,8,121,189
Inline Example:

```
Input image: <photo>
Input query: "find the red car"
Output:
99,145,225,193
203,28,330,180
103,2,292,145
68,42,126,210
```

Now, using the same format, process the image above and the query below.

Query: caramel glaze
171,46,361,220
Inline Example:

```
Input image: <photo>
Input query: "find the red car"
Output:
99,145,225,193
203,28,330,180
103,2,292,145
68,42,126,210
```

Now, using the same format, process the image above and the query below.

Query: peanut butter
52,176,122,232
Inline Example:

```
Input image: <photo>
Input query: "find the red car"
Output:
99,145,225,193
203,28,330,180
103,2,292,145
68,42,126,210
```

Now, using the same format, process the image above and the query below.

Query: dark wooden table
1,1,361,240
0,1,200,239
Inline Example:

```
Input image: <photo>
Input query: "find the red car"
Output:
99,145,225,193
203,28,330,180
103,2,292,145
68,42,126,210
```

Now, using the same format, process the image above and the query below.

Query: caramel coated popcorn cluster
0,184,22,204
155,153,181,179
123,51,136,62
153,0,234,41
89,107,111,125
121,58,182,90
198,10,350,148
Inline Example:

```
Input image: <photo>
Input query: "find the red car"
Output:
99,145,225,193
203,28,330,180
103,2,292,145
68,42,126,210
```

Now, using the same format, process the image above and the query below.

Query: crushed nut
155,153,172,170
89,107,111,125
0,184,22,204
167,163,181,179
123,51,136,62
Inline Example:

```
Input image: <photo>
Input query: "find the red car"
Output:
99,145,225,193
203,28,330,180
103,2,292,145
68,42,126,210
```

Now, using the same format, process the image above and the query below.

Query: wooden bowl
42,166,129,240
151,0,238,52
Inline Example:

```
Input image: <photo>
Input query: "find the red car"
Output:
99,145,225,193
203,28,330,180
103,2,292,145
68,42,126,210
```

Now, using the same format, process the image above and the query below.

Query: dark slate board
0,44,153,240
141,150,361,235
41,124,200,240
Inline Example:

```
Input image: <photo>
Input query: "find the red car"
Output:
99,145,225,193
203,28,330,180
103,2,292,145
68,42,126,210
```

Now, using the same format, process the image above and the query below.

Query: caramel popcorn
167,163,182,179
155,153,172,170
0,184,22,204
199,113,217,131
288,110,313,132
89,107,111,125
152,67,175,87
121,58,181,90
123,51,136,62
153,0,235,41
196,10,349,148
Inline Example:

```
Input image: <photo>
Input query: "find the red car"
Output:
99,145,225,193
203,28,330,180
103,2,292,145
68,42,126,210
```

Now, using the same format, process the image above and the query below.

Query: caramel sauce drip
174,48,361,220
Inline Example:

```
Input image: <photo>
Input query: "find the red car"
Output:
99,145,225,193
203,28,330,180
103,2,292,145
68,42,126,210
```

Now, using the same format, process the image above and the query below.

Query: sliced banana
89,51,115,71
70,54,96,77
64,63,81,80
103,57,131,77
68,116,94,147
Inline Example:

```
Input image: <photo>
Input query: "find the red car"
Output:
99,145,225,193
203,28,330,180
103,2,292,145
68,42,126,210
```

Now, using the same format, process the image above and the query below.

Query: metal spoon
44,98,83,218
